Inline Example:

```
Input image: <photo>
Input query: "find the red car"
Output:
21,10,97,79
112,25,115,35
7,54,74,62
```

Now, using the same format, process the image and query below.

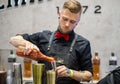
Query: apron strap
69,34,78,52
47,31,55,51
47,31,78,53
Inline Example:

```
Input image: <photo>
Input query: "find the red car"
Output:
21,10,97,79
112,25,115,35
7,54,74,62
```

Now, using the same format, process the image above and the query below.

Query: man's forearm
9,35,27,48
9,35,40,51
72,70,92,82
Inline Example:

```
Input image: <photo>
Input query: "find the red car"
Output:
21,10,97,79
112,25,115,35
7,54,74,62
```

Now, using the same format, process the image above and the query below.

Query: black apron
39,32,80,84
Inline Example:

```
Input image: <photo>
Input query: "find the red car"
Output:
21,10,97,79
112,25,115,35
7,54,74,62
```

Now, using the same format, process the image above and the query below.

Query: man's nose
65,21,70,27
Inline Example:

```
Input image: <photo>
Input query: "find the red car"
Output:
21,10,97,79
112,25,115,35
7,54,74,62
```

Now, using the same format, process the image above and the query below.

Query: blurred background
0,0,120,80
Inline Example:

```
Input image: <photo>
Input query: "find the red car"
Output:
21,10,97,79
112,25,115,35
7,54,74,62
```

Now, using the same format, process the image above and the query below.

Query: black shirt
22,30,93,84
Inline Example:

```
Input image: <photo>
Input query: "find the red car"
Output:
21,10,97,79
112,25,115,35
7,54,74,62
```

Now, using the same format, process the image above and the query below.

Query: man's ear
58,11,61,19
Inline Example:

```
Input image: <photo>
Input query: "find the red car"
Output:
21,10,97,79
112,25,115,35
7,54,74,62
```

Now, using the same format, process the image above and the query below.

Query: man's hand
56,65,92,82
56,65,70,77
22,41,39,56
9,35,39,56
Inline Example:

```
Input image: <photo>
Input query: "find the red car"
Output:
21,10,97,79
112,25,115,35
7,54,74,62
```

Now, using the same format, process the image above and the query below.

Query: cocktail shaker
51,61,56,71
12,63,23,84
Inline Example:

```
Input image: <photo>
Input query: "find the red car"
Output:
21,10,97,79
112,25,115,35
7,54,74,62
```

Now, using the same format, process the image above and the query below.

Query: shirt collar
54,27,75,41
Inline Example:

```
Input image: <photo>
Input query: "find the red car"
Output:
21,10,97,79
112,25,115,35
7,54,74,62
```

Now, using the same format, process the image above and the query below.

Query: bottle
7,50,16,84
16,47,55,62
6,69,13,84
92,52,100,81
109,52,117,72
0,53,7,84
23,58,32,78
7,50,16,71
8,50,16,63
12,63,23,84
0,55,4,71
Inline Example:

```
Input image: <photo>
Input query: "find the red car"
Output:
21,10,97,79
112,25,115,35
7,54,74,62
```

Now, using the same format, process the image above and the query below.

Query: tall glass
33,63,44,84
46,70,56,84
23,58,32,78
0,71,7,84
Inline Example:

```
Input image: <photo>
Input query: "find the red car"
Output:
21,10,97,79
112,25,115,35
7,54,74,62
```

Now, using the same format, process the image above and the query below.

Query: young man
9,0,93,84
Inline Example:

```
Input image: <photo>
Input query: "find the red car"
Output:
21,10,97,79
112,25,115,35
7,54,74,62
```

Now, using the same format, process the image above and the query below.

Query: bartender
9,0,93,84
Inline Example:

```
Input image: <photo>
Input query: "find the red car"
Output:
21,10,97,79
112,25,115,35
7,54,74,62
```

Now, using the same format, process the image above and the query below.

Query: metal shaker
51,61,56,71
12,63,23,84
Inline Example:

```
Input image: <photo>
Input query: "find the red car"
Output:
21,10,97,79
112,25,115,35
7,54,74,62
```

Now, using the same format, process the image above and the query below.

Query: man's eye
70,20,76,24
63,17,68,21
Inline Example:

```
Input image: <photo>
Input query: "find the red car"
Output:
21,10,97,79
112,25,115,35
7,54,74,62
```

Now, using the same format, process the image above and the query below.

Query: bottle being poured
16,46,56,71
16,46,56,62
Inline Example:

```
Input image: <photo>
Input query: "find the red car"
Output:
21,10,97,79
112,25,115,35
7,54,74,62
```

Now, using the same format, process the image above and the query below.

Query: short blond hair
63,0,82,14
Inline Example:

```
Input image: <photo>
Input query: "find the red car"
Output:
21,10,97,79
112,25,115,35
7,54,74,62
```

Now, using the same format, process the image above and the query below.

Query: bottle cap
95,52,98,56
10,50,13,54
111,52,115,56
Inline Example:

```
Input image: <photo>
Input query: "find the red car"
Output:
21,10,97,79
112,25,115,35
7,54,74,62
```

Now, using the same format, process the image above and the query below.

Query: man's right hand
9,35,39,56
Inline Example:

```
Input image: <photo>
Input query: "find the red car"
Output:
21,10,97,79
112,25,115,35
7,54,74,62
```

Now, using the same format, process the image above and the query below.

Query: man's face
58,9,80,34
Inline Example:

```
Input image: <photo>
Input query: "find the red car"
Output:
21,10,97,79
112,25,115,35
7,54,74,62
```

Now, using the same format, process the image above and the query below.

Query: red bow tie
55,32,69,41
